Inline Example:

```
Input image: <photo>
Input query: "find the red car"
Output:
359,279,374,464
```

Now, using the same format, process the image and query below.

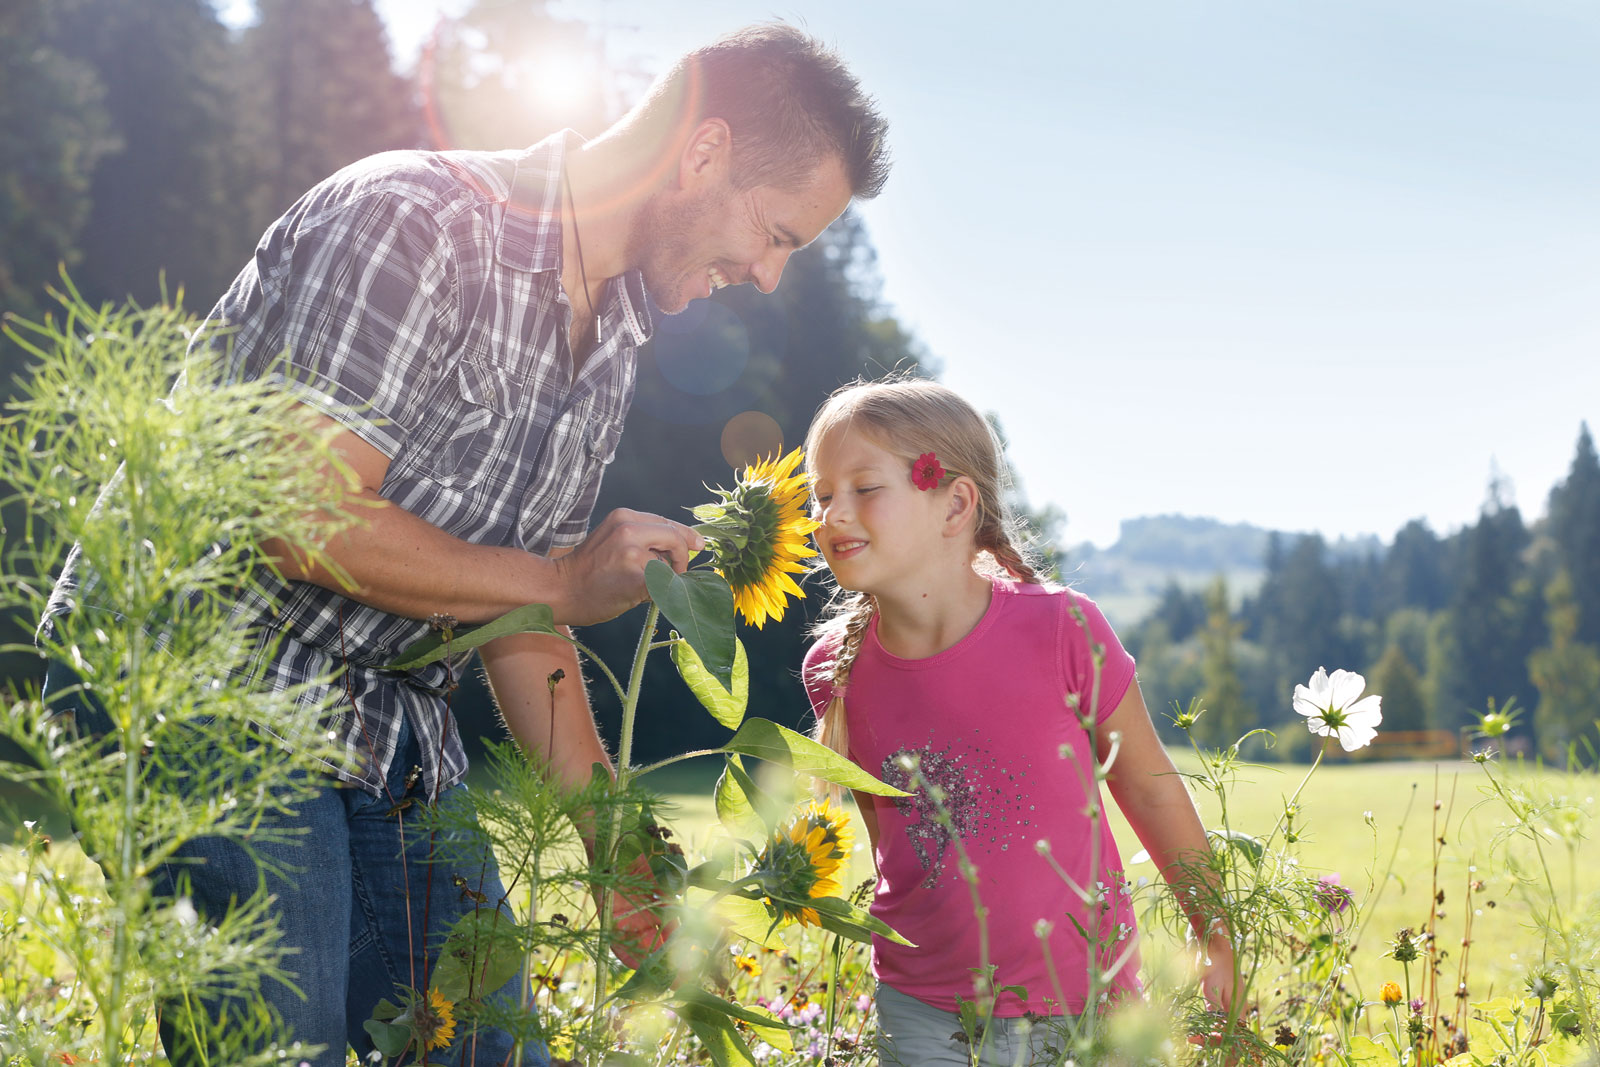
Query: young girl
801,378,1234,1065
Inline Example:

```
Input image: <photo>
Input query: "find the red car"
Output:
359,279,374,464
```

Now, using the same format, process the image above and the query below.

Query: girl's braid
815,591,877,760
978,517,1040,585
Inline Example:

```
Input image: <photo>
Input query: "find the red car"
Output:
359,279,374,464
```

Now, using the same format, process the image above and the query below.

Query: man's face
636,154,853,314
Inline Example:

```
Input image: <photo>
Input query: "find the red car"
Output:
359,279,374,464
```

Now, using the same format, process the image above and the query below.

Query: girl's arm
1096,683,1238,1017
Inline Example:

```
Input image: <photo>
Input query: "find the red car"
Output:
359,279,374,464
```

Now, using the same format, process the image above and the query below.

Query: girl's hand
1199,931,1240,1021
1188,935,1256,1062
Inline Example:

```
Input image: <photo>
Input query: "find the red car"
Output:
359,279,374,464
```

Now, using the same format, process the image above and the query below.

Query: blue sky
230,0,1600,548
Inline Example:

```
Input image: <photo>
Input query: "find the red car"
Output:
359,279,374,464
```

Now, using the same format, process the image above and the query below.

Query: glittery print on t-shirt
881,733,1037,890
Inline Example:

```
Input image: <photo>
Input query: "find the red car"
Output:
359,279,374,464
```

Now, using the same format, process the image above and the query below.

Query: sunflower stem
617,600,659,785
590,600,660,1053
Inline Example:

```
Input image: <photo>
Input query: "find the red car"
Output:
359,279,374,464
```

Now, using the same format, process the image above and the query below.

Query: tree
1422,610,1466,729
49,0,247,308
420,0,623,152
1147,580,1208,647
1198,577,1252,747
1443,476,1536,730
1368,643,1428,733
239,0,423,229
1378,519,1449,618
1547,424,1600,648
1527,571,1600,764
1253,534,1352,698
0,0,116,325
1382,608,1431,679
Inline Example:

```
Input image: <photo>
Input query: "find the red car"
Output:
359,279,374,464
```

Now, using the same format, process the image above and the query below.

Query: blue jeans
875,982,1067,1067
43,662,549,1066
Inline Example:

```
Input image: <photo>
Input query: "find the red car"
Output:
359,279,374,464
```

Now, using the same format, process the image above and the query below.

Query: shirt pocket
585,411,624,466
415,357,523,487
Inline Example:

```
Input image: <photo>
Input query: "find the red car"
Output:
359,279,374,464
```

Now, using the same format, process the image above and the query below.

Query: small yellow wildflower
1380,981,1404,1007
733,953,762,977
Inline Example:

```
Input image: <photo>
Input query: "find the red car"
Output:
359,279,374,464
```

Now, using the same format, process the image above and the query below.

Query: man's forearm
260,409,701,629
263,489,574,624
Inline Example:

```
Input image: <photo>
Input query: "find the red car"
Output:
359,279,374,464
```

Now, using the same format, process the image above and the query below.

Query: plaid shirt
46,132,652,797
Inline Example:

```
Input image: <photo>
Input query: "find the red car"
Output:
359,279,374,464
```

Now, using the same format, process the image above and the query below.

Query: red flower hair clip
911,452,945,491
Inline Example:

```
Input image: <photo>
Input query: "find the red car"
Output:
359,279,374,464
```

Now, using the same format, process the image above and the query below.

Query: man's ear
678,118,732,190
943,477,980,536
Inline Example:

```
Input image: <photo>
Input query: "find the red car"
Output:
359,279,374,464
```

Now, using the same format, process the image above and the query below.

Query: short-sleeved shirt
802,580,1143,1016
44,131,653,797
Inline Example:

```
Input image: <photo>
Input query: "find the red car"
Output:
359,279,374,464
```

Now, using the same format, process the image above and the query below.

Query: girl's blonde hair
803,376,1044,760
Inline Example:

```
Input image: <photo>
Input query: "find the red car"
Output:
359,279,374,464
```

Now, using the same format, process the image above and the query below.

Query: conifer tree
1198,577,1251,747
421,0,616,151
0,0,115,325
48,0,246,308
239,0,423,229
1547,423,1600,648
1528,571,1600,764
1446,477,1535,727
1369,643,1428,732
1378,519,1449,618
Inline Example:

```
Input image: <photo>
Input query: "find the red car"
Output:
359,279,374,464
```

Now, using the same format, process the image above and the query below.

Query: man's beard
630,186,722,314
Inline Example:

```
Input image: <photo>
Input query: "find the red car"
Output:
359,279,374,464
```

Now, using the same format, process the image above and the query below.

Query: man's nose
751,248,792,294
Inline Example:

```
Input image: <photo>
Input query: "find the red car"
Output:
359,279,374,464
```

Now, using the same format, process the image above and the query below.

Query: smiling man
42,21,887,1066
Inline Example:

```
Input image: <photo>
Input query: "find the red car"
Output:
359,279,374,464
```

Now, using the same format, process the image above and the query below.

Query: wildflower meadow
2,292,1597,1066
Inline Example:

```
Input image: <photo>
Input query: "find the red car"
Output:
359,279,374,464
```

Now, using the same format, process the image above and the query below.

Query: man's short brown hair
639,23,891,199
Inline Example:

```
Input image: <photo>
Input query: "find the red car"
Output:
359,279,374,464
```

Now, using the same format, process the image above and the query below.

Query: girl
801,378,1234,1065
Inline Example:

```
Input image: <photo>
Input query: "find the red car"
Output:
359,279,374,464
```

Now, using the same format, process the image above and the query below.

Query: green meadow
640,750,1597,1009
5,748,1594,1061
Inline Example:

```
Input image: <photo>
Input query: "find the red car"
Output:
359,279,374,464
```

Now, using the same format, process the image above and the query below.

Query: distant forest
4,2,1594,766
1121,428,1600,763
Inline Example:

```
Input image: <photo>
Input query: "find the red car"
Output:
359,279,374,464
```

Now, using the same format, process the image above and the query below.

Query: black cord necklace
563,169,597,329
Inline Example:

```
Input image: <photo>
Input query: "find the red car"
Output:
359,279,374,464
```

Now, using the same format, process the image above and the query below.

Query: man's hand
601,853,673,971
552,508,704,626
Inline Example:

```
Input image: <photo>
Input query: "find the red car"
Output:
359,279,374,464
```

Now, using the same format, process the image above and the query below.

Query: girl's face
808,426,946,596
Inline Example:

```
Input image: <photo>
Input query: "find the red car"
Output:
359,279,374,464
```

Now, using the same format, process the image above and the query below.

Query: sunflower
733,952,762,977
417,987,457,1051
693,447,819,628
753,798,854,926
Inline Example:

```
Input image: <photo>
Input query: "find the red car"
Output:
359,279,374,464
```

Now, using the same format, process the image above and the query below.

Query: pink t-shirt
803,580,1142,1016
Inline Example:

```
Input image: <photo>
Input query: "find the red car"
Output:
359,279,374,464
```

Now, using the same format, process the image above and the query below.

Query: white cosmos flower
1293,667,1383,751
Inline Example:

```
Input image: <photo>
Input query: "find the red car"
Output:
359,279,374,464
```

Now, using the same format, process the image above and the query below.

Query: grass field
636,750,1598,1008
4,749,1594,1061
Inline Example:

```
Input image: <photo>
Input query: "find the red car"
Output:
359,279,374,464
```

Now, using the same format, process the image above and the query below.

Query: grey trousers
875,982,1072,1067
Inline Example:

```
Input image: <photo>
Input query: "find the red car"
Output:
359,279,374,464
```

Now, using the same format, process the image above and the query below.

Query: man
43,22,888,1064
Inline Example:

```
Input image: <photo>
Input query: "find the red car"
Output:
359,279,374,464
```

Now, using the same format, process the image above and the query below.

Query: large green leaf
674,989,793,1051
674,635,749,729
612,941,675,1002
363,1018,411,1057
645,561,734,689
670,998,758,1067
385,603,558,670
719,719,910,797
430,912,526,1002
713,755,765,838
1207,828,1265,869
805,893,914,946
702,890,786,950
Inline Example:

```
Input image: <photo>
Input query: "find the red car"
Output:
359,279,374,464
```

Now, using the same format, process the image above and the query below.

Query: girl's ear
942,476,980,537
